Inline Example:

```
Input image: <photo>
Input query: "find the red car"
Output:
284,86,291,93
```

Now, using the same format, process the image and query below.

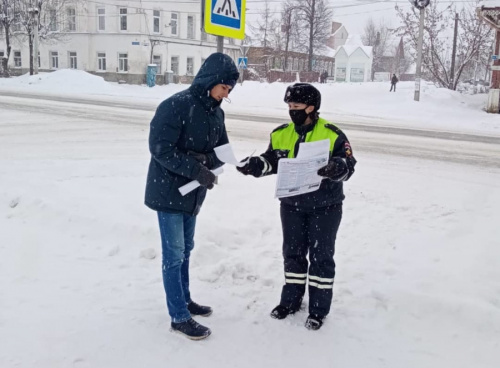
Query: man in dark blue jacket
145,53,239,340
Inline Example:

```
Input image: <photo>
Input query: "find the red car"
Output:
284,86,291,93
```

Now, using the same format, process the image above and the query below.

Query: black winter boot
187,301,213,317
171,318,211,340
270,305,297,320
305,314,325,330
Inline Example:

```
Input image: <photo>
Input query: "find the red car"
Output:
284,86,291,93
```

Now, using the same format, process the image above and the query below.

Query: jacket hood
189,53,240,108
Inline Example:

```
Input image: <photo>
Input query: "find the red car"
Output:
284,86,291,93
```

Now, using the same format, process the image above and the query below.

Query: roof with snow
316,46,337,58
334,35,373,58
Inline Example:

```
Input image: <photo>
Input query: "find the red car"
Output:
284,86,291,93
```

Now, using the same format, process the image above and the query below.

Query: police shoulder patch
272,123,291,133
324,123,343,135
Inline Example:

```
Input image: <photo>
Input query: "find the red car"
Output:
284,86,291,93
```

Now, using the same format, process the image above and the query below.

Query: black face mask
289,109,309,126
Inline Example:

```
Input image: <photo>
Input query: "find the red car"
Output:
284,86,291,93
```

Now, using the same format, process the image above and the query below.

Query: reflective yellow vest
271,117,343,158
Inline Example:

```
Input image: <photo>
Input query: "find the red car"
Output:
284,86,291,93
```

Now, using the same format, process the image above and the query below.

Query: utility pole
449,12,459,90
284,9,292,71
414,7,425,101
33,6,39,74
410,0,430,102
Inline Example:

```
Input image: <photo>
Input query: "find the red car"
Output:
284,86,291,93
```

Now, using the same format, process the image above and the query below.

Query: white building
0,0,242,84
333,35,373,83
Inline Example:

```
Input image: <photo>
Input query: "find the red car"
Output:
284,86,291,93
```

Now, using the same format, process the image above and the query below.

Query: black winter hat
284,83,321,111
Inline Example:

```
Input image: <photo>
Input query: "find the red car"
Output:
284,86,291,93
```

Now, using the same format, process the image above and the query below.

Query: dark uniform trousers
279,203,343,317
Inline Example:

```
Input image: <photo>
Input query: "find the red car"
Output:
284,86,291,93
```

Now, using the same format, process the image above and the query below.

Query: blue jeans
157,211,197,323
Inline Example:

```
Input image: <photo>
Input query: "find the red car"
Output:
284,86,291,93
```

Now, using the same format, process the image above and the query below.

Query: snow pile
3,69,114,93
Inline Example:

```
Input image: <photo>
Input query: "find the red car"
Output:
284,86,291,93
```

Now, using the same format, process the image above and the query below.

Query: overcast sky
244,0,498,37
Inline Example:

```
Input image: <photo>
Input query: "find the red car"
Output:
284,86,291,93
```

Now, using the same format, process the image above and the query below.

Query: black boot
187,301,213,317
305,314,325,330
270,305,297,320
171,318,211,340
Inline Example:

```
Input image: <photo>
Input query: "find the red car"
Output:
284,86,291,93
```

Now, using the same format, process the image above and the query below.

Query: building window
186,57,194,76
67,8,76,31
50,51,59,69
187,15,194,39
120,8,127,31
14,51,21,67
170,13,178,36
171,56,179,75
98,8,105,31
118,53,128,72
97,52,106,71
153,10,160,34
152,55,162,74
0,51,4,60
49,9,57,31
69,51,77,69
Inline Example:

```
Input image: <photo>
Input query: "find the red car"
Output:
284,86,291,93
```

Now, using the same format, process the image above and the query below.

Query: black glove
196,166,216,189
187,151,213,169
236,157,264,177
317,157,347,181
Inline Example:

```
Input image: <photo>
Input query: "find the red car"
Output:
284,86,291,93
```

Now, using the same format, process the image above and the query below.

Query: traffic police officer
237,83,356,330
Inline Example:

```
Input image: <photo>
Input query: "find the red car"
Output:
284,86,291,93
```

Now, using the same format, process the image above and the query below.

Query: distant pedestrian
390,74,399,92
321,71,328,84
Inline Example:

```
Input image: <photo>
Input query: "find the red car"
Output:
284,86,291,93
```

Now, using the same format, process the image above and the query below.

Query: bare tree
288,0,333,72
280,0,302,71
362,17,394,80
396,1,493,90
0,0,18,77
14,0,72,75
248,0,275,48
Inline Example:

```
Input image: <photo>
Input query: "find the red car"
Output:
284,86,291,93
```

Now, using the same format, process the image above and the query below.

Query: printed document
179,167,224,196
275,139,330,198
214,143,254,167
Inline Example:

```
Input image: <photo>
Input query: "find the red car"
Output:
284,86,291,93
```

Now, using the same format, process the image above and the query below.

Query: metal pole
34,11,39,74
414,7,425,102
217,36,224,53
449,12,459,90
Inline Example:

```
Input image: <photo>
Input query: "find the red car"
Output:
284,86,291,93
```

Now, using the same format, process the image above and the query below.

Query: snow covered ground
1,87,500,367
0,69,499,136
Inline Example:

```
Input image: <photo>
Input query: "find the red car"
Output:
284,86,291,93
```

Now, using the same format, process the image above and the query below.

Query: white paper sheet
178,167,224,196
214,143,254,167
275,139,330,198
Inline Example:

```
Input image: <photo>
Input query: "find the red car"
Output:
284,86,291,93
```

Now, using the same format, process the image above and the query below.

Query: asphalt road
1,92,499,169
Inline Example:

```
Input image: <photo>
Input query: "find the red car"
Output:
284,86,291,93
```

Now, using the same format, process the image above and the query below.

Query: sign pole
217,36,224,53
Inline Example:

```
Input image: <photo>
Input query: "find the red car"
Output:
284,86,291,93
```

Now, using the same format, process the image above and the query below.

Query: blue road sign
492,55,498,61
237,57,248,69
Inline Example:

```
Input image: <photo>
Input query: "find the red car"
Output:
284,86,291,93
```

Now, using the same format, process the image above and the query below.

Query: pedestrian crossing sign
237,57,248,69
204,0,246,40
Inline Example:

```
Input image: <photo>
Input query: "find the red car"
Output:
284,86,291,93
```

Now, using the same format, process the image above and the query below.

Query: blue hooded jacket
145,53,239,215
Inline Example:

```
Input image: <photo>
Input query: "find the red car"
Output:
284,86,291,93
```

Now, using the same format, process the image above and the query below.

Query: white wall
0,0,242,79
334,47,372,83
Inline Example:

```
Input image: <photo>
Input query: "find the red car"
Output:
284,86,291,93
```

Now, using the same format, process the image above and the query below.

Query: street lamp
409,0,430,101
28,7,40,75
